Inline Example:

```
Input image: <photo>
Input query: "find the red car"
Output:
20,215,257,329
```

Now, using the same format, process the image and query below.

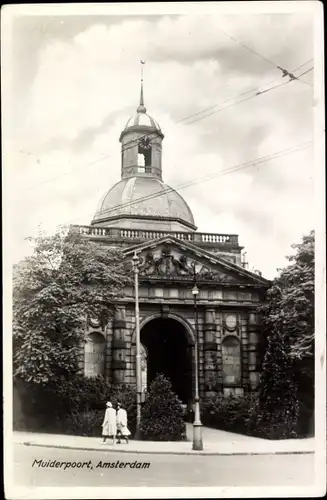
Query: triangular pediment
124,236,270,286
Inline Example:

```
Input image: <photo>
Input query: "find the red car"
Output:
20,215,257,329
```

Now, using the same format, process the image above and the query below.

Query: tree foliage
256,231,315,435
140,374,185,441
13,229,132,385
253,329,301,438
259,231,314,371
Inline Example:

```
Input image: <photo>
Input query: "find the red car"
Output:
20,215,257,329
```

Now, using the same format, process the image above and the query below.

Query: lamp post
191,274,203,451
132,252,142,440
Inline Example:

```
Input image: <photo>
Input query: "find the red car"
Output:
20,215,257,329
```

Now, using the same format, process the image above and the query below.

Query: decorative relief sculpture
88,317,101,328
224,314,238,331
198,265,235,282
140,245,194,277
138,245,238,282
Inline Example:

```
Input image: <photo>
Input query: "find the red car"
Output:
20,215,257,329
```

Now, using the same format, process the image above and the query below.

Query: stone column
215,311,223,392
240,312,250,392
104,320,113,383
248,311,260,391
112,307,128,385
203,308,217,398
198,310,205,400
123,306,135,386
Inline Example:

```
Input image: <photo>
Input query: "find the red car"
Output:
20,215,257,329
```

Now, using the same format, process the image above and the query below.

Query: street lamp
191,279,203,451
132,252,142,440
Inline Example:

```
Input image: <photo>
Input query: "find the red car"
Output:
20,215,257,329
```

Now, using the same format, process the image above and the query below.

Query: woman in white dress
101,402,117,444
116,403,131,444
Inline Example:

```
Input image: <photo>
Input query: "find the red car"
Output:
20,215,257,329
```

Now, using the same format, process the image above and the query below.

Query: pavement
13,444,315,488
13,423,315,456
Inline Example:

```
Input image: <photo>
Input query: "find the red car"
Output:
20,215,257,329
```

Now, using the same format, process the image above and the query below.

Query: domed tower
92,76,196,232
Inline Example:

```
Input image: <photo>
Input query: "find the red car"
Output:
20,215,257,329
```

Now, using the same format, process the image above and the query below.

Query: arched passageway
140,318,193,404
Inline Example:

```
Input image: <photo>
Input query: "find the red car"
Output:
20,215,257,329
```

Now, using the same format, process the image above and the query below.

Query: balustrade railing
71,225,239,245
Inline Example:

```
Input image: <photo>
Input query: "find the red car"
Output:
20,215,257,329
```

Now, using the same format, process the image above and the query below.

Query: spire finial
137,60,147,113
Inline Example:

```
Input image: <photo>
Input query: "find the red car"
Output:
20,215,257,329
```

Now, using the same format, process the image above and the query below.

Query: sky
4,3,319,279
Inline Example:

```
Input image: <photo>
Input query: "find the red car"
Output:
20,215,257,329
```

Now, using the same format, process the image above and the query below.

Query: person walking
116,403,131,444
101,402,117,445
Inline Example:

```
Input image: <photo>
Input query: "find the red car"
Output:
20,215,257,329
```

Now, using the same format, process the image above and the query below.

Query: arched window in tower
84,332,106,378
137,153,145,168
222,336,241,385
137,137,152,172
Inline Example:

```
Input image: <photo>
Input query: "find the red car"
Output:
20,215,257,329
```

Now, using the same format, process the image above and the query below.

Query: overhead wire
297,67,314,78
215,25,313,87
120,62,313,149
25,60,313,191
66,140,312,225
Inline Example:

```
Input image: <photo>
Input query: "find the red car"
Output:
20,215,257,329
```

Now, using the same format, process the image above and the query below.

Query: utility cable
24,61,313,191
65,141,312,225
215,25,313,87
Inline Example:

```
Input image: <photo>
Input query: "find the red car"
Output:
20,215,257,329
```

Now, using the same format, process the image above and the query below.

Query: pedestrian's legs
102,435,107,443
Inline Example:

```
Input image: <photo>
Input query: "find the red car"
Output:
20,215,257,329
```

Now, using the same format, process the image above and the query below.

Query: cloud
7,12,315,278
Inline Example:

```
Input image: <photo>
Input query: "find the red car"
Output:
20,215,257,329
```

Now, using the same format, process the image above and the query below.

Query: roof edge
123,235,271,285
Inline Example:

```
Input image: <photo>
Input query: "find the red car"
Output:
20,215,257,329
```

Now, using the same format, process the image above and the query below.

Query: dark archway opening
141,318,193,404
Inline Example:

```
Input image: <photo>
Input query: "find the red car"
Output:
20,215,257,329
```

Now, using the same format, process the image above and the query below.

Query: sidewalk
13,424,315,456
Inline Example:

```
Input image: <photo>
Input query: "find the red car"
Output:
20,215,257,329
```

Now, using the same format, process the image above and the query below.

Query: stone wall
80,297,262,404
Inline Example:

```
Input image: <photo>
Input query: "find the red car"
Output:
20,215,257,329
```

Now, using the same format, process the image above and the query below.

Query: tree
256,230,315,436
140,374,185,441
13,228,132,385
253,326,300,438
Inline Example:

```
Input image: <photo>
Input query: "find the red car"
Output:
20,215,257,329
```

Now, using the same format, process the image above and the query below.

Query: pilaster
247,311,260,391
112,306,128,385
203,308,218,398
240,312,250,392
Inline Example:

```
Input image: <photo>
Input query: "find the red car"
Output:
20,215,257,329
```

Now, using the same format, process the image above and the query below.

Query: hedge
13,376,137,437
201,391,313,439
201,393,257,436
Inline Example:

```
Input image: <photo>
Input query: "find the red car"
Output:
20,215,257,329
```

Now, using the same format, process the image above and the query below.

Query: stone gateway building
73,82,270,406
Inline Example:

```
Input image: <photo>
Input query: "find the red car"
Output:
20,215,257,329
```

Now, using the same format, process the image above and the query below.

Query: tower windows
138,144,152,169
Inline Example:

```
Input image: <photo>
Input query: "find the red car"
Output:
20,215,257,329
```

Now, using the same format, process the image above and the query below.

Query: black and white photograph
2,2,325,499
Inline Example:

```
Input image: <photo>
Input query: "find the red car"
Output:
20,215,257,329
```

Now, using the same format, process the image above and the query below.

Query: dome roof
124,112,161,131
92,176,195,227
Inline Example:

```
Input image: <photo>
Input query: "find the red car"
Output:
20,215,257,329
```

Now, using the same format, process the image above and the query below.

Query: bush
202,393,257,435
202,390,310,440
52,375,113,414
62,410,104,437
13,375,112,422
250,381,301,440
140,374,185,441
13,376,137,437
